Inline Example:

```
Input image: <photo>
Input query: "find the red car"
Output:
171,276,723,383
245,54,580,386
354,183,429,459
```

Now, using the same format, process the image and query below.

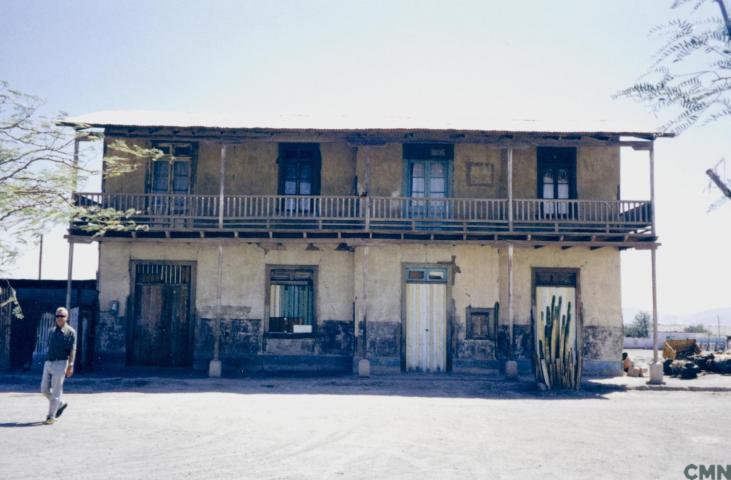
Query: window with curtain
148,142,194,217
268,267,316,333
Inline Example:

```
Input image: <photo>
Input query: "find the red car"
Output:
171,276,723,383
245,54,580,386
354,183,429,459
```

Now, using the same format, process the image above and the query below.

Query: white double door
405,282,447,372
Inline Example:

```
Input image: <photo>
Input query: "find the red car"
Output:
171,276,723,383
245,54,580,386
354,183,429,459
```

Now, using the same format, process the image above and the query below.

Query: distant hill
622,307,731,327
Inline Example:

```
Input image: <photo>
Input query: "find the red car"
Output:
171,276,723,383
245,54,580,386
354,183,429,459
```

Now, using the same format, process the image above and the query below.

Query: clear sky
1,0,730,316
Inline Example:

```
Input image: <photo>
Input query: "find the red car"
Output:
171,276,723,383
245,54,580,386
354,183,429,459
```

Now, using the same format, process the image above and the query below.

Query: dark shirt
46,324,77,362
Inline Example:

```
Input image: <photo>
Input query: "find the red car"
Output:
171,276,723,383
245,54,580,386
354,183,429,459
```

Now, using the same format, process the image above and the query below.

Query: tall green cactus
534,292,581,390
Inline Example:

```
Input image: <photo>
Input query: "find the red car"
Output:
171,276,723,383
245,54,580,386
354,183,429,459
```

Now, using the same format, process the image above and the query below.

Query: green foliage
624,311,651,338
615,0,731,133
0,81,161,272
534,294,581,391
684,323,710,333
0,281,23,320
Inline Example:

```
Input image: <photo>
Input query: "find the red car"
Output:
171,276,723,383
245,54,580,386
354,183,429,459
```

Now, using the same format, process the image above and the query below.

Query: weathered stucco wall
453,144,507,198
356,144,403,196
99,241,354,320
497,246,623,368
101,138,619,202
321,143,357,195
97,241,355,366
103,137,149,194
577,146,620,200
98,240,622,374
353,244,501,363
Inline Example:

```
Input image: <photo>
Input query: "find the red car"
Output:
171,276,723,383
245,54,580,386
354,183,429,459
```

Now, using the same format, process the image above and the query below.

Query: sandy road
0,376,728,480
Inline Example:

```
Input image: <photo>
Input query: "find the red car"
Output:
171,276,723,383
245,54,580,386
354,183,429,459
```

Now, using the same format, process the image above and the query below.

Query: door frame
530,267,582,373
127,260,197,367
400,263,453,372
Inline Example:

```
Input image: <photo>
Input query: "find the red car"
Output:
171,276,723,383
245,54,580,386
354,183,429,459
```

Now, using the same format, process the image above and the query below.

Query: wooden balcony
71,193,655,246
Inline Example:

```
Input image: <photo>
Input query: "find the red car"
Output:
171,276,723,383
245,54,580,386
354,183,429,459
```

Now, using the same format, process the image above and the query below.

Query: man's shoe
55,402,68,418
44,416,55,425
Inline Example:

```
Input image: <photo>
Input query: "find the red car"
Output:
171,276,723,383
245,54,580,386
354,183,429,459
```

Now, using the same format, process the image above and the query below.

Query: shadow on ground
0,369,623,400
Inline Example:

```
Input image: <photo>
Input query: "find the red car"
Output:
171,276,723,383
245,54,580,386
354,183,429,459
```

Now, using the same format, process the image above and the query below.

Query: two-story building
63,112,668,377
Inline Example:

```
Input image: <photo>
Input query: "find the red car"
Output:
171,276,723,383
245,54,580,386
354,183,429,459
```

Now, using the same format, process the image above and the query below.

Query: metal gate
131,262,193,367
405,267,447,372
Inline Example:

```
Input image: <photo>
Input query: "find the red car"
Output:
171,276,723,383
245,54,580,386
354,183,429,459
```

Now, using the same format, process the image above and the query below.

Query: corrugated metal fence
32,308,79,367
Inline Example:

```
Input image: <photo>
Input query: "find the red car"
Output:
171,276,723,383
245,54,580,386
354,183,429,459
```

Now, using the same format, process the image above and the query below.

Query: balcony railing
72,193,654,239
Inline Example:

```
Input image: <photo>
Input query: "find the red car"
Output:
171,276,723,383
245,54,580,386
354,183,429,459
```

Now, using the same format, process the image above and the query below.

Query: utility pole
37,234,43,280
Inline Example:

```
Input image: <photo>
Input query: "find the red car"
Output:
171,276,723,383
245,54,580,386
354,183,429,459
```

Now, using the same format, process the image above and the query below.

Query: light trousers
40,360,68,418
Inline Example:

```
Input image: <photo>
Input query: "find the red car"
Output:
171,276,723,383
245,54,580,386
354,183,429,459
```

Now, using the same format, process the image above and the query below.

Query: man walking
41,306,76,425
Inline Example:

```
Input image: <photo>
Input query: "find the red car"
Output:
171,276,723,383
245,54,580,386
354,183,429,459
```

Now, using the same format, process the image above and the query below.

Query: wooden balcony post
651,246,659,363
219,144,227,229
508,243,514,356
65,133,81,312
209,241,223,378
648,245,663,384
364,149,371,231
507,148,514,232
649,142,656,236
505,243,518,379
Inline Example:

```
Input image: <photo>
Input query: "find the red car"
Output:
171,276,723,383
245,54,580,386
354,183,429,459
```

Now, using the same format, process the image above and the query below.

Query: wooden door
405,282,447,372
132,263,192,367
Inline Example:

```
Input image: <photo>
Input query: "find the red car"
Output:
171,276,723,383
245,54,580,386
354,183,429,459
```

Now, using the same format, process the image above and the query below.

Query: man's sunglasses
55,314,67,318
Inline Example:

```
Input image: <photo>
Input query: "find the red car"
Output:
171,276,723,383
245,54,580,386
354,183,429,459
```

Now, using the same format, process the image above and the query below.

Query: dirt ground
0,374,729,480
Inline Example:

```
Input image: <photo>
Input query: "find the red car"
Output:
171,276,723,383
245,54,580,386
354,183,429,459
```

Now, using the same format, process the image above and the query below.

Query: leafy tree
624,311,651,337
617,0,731,203
684,323,710,333
0,81,158,272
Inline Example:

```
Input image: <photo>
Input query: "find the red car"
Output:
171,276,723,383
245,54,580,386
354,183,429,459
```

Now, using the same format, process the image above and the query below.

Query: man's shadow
0,421,46,428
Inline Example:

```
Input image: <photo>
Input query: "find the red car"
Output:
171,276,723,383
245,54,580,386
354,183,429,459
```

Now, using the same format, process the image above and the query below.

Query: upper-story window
404,144,452,198
278,144,321,196
149,142,195,195
537,147,576,215
404,144,452,217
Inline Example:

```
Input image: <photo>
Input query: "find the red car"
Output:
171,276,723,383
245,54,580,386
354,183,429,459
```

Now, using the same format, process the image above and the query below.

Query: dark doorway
131,262,193,367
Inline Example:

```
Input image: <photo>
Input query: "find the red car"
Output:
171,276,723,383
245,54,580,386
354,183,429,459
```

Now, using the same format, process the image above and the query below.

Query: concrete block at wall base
357,358,370,377
208,359,222,377
648,362,664,385
582,360,623,378
504,360,519,379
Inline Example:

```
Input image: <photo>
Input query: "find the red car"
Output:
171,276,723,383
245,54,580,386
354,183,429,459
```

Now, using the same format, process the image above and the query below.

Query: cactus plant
533,291,581,390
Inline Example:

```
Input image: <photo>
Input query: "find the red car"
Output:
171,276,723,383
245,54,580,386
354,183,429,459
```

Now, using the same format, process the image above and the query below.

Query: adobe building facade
64,114,664,378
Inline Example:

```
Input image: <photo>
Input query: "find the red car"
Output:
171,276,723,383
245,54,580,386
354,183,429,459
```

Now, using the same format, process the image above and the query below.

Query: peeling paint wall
497,246,623,365
453,144,507,198
353,244,501,365
321,143,357,195
102,136,620,202
355,143,403,196
97,241,356,367
103,137,149,194
97,241,622,372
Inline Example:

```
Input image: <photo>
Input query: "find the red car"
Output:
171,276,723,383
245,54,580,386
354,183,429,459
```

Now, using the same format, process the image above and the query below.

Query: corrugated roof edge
56,111,675,139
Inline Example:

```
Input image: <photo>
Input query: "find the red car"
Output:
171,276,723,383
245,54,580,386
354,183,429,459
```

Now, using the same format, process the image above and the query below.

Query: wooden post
651,246,659,363
215,242,223,362
508,243,514,358
37,235,43,280
65,243,74,312
65,134,81,311
219,144,226,229
649,143,656,236
507,148,514,232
